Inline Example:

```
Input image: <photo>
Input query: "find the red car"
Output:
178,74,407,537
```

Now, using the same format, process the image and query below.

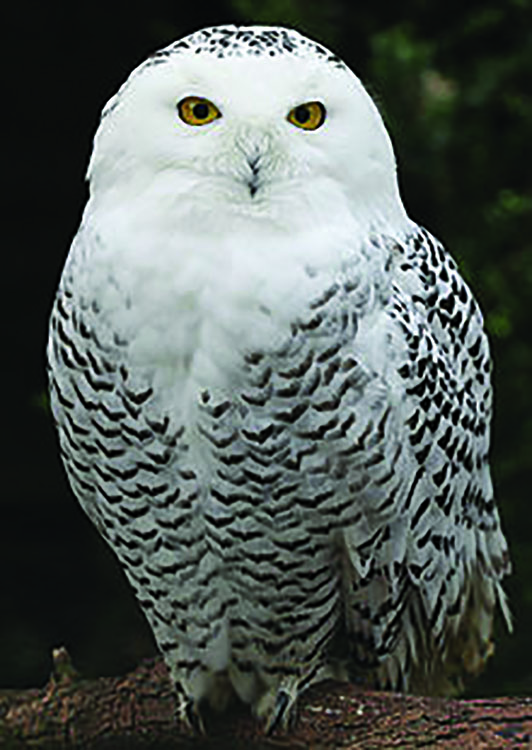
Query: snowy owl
48,25,511,733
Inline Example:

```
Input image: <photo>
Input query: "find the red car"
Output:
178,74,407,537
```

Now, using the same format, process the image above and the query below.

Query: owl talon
265,689,296,735
178,696,205,735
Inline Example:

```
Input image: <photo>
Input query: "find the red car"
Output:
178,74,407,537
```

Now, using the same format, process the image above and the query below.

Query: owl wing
339,226,511,693
47,231,199,635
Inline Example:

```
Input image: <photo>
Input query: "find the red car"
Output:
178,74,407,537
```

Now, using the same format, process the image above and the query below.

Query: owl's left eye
177,96,222,126
287,101,326,131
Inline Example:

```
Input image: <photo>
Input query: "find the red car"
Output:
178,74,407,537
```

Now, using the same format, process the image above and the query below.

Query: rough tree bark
1,649,530,749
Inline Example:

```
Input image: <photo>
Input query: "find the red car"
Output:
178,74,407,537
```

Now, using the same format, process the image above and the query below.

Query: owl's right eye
177,96,222,126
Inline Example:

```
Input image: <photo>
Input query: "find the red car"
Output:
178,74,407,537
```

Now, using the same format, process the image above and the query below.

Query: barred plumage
48,24,511,732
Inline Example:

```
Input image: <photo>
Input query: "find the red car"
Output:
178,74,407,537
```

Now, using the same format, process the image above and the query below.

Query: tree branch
1,650,530,749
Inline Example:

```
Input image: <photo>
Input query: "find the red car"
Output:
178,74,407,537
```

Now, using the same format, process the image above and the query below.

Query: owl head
88,26,407,233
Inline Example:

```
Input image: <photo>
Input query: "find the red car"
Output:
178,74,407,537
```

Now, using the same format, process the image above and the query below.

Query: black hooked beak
247,154,261,198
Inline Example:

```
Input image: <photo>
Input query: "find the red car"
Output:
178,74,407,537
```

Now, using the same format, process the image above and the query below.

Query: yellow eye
287,101,326,130
177,96,222,126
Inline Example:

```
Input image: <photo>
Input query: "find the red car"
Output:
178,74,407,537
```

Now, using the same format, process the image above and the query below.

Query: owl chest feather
87,211,374,385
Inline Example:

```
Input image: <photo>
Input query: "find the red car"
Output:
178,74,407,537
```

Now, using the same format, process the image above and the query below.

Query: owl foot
176,694,206,735
257,687,298,735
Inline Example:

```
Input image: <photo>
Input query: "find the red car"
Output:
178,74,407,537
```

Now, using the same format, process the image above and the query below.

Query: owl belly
165,381,342,672
170,301,361,698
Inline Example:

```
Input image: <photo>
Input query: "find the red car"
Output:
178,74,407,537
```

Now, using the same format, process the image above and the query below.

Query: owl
48,25,511,733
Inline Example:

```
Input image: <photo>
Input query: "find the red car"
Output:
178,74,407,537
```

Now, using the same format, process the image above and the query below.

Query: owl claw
178,695,206,735
265,689,296,735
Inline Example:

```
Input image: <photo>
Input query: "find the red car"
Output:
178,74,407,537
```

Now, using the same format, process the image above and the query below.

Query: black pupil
294,105,311,124
192,102,210,120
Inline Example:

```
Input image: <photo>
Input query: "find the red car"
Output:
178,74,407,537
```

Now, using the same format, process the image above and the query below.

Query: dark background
3,0,531,697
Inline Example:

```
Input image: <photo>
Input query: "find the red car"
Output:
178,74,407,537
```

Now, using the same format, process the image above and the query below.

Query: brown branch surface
1,652,530,749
